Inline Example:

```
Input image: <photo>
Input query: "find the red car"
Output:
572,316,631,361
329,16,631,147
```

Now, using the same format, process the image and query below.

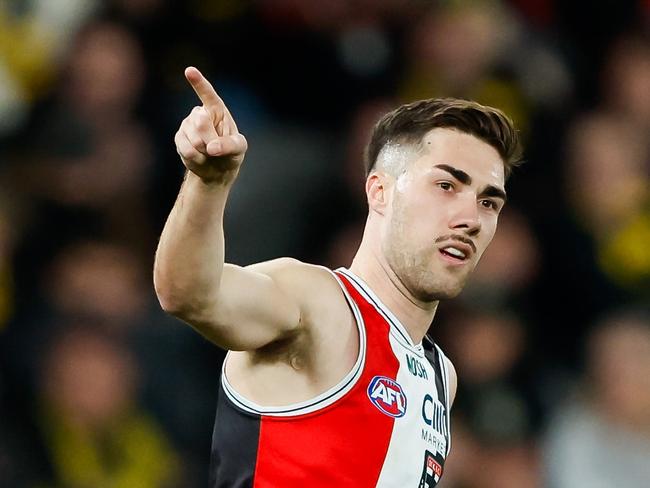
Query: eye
437,181,454,192
479,199,499,211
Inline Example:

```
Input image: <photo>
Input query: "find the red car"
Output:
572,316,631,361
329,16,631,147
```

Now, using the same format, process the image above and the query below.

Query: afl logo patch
367,376,407,418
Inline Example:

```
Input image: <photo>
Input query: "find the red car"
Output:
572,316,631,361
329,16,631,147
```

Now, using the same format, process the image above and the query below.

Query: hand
175,67,248,184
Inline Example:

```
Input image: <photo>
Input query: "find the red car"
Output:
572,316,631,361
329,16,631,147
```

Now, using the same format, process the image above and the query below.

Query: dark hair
364,98,522,178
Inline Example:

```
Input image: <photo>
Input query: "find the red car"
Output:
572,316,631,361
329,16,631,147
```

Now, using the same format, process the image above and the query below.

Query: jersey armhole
220,268,367,417
434,343,453,457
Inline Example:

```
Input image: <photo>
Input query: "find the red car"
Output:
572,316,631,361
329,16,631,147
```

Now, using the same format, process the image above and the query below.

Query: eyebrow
479,185,508,203
434,163,507,203
435,164,471,185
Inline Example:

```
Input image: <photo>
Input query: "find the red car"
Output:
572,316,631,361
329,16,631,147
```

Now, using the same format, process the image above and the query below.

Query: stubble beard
383,211,471,302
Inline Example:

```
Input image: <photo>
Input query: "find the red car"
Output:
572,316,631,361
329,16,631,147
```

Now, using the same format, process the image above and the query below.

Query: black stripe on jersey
425,344,447,413
210,382,260,488
434,344,452,456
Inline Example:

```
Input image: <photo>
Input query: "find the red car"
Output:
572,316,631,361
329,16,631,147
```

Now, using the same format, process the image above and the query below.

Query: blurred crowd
0,0,648,486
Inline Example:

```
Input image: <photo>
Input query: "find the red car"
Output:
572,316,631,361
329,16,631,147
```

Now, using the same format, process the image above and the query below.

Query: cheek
477,219,499,255
399,191,442,231
394,206,439,245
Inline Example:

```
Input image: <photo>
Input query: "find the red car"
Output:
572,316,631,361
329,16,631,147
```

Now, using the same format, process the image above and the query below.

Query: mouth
438,243,472,266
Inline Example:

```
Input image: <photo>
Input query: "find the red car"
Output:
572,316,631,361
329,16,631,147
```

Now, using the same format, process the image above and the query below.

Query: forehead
413,128,505,184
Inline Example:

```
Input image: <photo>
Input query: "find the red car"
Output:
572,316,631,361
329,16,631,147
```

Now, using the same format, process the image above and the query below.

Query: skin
353,129,506,342
154,67,508,408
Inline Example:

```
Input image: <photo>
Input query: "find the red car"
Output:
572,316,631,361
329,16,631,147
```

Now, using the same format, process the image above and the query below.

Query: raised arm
154,68,311,351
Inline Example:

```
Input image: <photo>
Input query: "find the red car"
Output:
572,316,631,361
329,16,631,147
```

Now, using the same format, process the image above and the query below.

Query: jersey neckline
336,267,424,352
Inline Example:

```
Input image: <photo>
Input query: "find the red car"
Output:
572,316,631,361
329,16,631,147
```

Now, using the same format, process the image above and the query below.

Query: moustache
434,234,477,254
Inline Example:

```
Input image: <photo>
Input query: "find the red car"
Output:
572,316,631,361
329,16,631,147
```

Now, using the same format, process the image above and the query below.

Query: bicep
183,258,307,351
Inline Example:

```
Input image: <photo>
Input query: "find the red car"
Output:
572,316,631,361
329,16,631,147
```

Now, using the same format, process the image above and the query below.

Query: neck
349,238,439,345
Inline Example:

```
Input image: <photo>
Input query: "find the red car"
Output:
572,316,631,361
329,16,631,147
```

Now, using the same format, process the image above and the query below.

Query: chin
414,282,464,302
430,288,463,301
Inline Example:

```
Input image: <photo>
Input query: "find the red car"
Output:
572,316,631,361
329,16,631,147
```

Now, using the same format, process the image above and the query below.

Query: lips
439,249,467,265
437,238,474,265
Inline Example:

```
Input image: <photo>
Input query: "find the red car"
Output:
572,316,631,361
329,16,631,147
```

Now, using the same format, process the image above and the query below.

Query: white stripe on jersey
337,268,426,357
375,333,449,487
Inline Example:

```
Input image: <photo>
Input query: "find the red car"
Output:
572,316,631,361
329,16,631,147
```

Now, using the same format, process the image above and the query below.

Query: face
372,128,506,301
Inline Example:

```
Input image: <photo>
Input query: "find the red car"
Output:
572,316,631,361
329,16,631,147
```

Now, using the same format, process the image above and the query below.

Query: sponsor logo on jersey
421,394,448,437
367,376,407,418
406,353,428,379
418,450,443,487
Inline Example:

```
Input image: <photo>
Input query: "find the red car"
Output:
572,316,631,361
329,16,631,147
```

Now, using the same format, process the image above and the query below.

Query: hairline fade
364,98,523,179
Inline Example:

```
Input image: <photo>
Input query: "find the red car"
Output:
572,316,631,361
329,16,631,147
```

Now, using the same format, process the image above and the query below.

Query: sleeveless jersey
209,268,452,487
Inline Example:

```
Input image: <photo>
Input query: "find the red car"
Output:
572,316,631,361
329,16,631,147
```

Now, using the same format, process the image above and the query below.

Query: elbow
154,276,220,324
155,285,185,316
156,294,181,316
153,273,188,316
155,288,202,321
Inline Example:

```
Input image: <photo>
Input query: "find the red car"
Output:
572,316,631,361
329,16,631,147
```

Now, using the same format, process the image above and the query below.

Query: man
154,67,521,487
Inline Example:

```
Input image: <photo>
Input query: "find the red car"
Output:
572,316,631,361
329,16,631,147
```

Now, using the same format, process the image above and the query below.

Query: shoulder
245,258,339,298
245,258,350,326
245,257,326,280
242,259,356,372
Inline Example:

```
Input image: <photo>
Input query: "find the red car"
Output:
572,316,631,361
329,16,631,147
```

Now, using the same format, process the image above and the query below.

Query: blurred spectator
566,113,647,237
7,19,155,272
253,0,421,126
543,308,650,487
5,239,150,387
442,308,540,443
565,113,650,293
0,0,100,135
319,98,396,268
601,33,650,129
43,240,149,327
40,239,221,476
436,307,543,488
400,2,529,130
35,325,181,487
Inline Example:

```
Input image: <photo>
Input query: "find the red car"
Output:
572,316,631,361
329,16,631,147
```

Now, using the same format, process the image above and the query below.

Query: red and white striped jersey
209,268,452,487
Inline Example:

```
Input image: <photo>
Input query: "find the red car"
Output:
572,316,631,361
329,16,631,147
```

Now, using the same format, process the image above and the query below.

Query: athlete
154,67,521,487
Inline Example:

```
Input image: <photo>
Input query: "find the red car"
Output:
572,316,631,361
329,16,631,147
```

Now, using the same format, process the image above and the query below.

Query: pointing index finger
185,66,224,115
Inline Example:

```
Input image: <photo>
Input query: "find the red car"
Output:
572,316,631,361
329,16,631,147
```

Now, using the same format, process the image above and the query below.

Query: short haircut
364,98,522,178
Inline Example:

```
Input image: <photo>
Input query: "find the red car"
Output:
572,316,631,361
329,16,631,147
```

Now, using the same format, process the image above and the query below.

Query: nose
449,193,481,237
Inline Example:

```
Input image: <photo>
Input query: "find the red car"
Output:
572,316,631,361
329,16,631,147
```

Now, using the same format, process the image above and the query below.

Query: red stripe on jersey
252,272,400,487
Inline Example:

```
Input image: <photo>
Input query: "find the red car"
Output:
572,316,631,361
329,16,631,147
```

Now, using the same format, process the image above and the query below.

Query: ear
366,172,390,216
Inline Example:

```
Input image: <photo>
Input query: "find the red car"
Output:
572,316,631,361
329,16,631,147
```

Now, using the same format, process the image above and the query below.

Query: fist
174,67,248,184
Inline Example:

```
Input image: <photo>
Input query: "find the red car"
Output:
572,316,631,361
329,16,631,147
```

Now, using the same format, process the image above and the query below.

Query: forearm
154,171,232,318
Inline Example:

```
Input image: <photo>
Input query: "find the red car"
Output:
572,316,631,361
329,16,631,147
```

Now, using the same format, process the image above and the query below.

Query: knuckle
194,115,210,131
199,110,215,128
180,118,192,132
188,132,203,147
180,147,199,161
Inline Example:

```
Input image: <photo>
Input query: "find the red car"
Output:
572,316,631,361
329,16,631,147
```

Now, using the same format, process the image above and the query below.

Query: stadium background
0,0,648,486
